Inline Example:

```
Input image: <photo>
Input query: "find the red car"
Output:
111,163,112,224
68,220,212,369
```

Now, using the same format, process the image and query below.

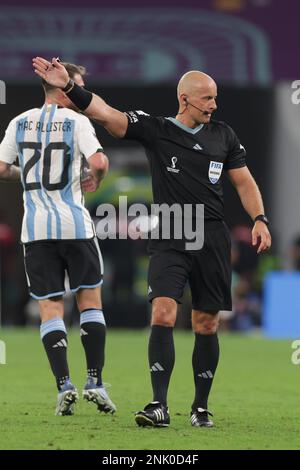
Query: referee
33,58,271,427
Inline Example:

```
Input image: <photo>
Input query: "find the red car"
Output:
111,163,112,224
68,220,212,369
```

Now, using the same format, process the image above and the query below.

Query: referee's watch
254,214,269,226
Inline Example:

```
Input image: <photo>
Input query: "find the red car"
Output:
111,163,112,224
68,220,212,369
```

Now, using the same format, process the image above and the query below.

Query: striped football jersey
0,104,102,243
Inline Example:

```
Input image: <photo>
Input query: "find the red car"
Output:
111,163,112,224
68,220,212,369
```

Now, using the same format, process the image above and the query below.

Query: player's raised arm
32,57,128,138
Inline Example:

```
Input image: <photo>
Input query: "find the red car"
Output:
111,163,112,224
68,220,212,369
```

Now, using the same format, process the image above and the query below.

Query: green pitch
0,329,299,450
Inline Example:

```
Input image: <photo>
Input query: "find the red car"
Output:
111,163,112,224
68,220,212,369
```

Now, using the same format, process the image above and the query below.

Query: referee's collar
166,117,204,134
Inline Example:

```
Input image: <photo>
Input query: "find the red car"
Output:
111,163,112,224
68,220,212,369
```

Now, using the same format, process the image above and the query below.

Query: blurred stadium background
0,0,299,336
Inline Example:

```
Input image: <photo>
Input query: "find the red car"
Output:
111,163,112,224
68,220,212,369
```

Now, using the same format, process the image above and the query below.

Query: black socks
192,333,219,410
80,309,106,386
148,325,175,406
41,318,69,391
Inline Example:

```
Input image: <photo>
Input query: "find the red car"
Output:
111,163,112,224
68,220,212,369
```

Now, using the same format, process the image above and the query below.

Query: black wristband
64,82,93,111
63,79,75,94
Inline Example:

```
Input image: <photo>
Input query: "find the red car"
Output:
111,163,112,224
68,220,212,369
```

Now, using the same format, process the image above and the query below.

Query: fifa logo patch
208,161,223,184
167,156,180,173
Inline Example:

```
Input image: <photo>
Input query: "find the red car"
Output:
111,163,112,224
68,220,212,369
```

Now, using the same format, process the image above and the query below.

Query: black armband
63,80,93,111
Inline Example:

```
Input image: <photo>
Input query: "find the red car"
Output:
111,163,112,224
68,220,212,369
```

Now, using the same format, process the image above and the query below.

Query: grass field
0,329,299,450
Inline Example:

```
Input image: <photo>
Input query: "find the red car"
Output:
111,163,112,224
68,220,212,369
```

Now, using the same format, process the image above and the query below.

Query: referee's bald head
177,71,216,100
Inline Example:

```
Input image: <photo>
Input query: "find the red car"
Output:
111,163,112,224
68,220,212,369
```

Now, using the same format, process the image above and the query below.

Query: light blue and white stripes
61,117,86,239
40,317,67,339
12,106,97,243
80,309,106,326
16,116,36,242
42,104,61,239
35,105,53,239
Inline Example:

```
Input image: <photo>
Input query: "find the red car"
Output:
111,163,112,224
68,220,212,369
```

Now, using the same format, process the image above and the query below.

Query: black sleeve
123,110,158,144
223,124,246,170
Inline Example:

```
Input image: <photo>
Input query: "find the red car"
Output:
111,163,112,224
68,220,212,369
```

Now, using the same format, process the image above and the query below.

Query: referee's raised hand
252,221,272,254
33,57,69,89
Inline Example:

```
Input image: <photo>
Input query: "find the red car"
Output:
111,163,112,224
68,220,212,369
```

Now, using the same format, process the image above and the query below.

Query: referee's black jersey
124,110,246,221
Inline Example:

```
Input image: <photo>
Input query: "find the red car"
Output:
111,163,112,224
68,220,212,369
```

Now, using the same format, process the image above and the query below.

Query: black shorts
148,221,232,312
23,238,103,300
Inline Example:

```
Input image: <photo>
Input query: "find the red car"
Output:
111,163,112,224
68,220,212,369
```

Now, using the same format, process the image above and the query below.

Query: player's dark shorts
148,221,232,312
23,238,103,300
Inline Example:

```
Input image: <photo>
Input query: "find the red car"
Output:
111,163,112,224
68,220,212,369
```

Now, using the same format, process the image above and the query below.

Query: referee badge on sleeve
208,161,223,184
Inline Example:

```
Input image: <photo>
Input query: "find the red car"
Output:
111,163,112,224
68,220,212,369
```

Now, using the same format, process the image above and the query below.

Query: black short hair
42,62,87,93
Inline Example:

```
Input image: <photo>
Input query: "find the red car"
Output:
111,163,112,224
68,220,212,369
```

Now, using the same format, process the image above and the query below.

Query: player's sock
40,317,70,391
148,325,175,406
192,333,219,410
80,308,106,386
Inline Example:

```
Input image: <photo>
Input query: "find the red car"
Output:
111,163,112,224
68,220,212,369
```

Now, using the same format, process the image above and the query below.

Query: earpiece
183,97,209,115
